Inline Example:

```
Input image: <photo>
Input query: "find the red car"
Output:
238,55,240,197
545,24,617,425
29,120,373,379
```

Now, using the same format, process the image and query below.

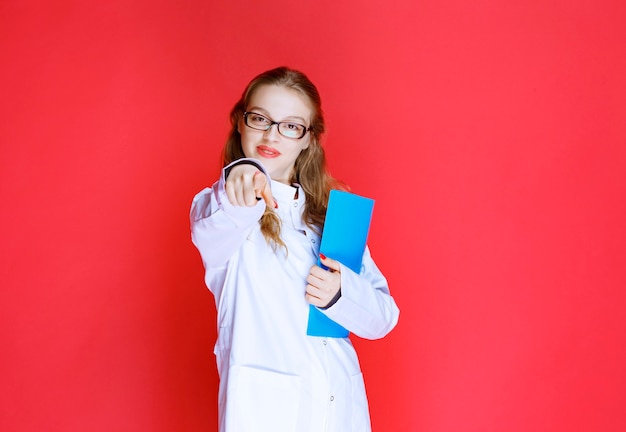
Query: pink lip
256,145,281,158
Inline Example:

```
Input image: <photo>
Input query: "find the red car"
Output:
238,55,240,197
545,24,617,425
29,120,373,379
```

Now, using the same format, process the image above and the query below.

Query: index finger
319,253,341,272
253,171,275,209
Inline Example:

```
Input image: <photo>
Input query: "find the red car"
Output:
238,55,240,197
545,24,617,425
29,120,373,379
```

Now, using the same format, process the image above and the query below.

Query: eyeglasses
243,112,310,139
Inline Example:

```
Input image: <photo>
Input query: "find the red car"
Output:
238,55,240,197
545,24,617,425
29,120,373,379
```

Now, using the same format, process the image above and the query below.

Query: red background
1,1,625,431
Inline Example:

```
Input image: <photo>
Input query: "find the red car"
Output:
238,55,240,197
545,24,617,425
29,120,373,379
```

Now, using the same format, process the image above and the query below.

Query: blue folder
306,190,375,338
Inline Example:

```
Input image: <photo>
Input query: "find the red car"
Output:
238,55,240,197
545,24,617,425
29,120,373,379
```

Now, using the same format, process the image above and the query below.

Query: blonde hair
222,66,346,249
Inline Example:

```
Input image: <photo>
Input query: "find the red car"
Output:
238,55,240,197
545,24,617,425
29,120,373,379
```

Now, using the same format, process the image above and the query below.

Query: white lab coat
190,159,400,432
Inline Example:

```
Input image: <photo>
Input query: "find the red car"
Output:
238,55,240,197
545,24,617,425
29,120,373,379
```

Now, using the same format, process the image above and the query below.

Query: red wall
1,1,625,431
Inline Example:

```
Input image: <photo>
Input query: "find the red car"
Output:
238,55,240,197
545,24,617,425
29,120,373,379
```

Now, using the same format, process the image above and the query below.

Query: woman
190,66,399,431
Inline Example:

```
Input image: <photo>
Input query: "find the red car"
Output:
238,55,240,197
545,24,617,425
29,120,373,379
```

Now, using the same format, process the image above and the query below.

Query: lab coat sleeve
190,159,269,271
322,247,400,340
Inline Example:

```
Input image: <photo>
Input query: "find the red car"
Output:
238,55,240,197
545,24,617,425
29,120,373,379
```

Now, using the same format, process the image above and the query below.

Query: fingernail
319,253,326,260
274,200,278,209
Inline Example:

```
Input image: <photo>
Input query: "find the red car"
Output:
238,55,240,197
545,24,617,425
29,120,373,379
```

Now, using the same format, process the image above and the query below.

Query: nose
263,123,281,140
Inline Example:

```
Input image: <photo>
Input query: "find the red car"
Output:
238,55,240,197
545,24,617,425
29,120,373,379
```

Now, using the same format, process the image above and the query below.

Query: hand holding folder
306,190,375,338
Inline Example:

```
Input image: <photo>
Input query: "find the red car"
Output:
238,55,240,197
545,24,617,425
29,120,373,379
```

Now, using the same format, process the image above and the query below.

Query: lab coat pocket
351,372,372,431
226,366,302,432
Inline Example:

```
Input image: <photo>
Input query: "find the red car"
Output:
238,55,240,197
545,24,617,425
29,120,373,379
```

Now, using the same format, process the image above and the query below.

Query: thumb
253,171,275,209
319,253,341,272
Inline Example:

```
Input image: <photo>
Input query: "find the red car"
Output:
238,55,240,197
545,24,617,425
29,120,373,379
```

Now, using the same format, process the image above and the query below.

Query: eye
285,123,304,132
249,114,270,125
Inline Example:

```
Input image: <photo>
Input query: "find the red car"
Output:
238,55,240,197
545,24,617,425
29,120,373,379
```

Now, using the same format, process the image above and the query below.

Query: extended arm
190,158,270,270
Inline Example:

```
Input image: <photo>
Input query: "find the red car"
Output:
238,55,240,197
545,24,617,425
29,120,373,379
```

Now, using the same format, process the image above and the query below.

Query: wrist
320,289,342,310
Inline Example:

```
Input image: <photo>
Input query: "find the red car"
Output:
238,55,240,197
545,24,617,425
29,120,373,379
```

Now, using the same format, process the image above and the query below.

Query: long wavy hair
222,66,346,249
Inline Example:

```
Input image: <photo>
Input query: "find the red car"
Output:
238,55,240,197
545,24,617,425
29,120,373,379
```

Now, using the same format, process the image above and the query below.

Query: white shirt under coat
190,159,400,432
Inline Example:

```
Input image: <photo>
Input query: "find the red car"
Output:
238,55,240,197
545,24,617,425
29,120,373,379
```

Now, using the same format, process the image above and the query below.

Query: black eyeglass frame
242,111,311,139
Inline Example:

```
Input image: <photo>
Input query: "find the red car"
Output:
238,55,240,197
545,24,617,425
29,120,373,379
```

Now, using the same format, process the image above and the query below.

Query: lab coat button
293,202,298,207
330,396,334,402
322,339,327,345
311,238,316,244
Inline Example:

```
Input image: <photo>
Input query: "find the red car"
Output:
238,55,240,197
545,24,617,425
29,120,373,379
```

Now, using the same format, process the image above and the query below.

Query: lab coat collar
270,180,308,231
270,180,303,205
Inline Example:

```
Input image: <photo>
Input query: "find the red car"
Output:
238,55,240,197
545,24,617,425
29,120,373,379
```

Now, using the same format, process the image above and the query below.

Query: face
238,84,313,184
